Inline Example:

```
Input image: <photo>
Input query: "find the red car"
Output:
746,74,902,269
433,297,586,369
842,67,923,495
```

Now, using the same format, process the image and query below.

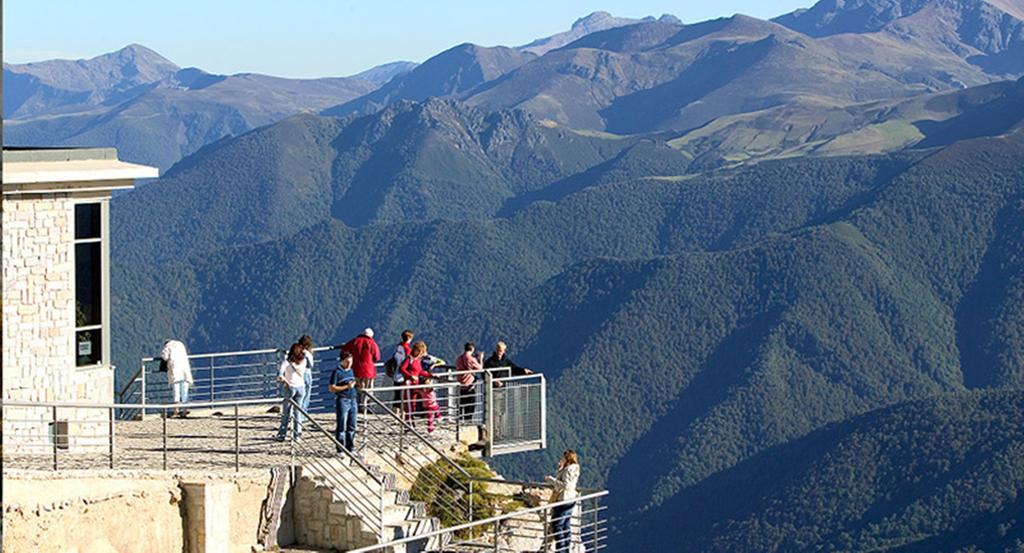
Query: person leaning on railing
546,449,581,553
274,343,308,442
160,339,194,418
483,341,534,380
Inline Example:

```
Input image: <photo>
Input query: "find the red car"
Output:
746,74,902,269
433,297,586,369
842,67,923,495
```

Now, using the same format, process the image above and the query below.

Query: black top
483,353,530,377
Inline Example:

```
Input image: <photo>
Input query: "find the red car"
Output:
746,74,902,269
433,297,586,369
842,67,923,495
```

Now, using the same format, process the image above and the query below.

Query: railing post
140,359,147,418
109,406,116,469
591,496,599,553
492,517,500,552
162,409,168,470
540,375,547,450
379,483,386,543
289,417,296,482
468,480,475,522
52,405,59,470
454,381,461,443
484,371,494,457
234,403,240,472
210,356,215,402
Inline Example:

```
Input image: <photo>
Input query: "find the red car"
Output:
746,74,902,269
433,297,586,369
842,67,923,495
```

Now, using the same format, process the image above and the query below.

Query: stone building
2,147,157,447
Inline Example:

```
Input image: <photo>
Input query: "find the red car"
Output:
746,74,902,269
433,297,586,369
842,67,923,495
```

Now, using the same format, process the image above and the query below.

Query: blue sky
4,1,813,78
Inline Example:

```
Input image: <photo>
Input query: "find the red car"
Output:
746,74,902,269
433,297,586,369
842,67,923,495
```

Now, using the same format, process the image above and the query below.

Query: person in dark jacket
483,341,533,379
342,328,381,414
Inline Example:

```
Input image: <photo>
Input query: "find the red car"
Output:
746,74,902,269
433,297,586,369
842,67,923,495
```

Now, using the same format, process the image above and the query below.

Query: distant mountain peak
572,11,615,29
519,11,647,55
775,0,1024,39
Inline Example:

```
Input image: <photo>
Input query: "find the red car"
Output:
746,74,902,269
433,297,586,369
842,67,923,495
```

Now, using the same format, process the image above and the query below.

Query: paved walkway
3,407,459,473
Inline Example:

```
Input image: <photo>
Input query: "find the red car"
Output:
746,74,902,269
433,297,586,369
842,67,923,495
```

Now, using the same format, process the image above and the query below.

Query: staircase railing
285,398,388,541
359,390,477,528
346,489,610,553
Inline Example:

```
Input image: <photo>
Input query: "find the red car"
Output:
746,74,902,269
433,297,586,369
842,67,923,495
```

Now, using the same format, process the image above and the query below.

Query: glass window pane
75,203,101,239
76,329,102,366
75,242,102,327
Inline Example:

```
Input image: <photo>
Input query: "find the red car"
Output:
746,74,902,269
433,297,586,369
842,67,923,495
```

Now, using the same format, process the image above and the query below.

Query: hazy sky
4,1,813,78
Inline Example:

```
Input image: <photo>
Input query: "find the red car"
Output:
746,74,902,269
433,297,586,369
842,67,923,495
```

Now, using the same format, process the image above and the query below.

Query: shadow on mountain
600,36,775,134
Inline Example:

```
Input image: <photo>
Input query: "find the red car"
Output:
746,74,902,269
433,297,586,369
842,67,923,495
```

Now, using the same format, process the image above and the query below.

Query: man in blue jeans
328,351,358,452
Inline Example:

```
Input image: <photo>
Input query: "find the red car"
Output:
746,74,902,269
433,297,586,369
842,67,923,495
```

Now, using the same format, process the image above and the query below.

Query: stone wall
2,470,282,553
2,194,113,451
292,471,380,550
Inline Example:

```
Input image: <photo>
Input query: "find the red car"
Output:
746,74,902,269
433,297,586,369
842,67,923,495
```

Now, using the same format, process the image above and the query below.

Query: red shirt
342,335,381,379
401,356,432,384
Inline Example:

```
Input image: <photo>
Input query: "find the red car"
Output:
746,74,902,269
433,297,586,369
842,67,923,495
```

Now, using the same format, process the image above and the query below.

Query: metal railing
119,345,547,456
358,390,477,527
2,398,287,471
347,489,609,552
284,398,389,541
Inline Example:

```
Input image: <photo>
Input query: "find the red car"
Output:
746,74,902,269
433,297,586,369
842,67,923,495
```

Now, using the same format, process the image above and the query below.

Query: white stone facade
2,148,157,452
2,194,111,403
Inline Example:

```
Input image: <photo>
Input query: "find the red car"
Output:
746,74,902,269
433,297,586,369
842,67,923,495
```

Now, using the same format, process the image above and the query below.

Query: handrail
346,490,610,553
2,398,282,410
286,398,384,484
360,390,472,480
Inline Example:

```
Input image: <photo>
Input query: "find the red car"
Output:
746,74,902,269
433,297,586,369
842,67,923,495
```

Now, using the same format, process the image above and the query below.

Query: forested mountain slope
621,390,1024,552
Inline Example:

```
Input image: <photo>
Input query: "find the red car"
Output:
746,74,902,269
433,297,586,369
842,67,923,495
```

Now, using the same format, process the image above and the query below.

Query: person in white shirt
275,343,308,441
546,449,581,553
160,340,193,418
298,335,315,411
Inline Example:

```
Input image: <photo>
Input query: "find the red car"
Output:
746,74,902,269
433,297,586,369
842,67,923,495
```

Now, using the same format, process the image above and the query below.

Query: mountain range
16,0,1024,550
10,0,1024,171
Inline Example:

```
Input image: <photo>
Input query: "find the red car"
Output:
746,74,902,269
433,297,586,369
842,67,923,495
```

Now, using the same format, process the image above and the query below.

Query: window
75,203,103,366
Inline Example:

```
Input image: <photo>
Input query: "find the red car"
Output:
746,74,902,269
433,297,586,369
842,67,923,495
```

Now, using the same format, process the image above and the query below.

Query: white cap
363,328,374,338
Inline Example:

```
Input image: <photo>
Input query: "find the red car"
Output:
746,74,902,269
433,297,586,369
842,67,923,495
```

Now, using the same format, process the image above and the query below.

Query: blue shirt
328,365,356,400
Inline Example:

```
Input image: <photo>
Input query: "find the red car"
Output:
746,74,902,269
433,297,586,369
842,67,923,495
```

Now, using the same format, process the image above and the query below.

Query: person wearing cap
342,328,381,414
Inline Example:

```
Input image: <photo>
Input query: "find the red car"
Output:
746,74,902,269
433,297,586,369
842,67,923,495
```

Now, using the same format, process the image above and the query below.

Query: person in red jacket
342,328,381,414
401,341,440,432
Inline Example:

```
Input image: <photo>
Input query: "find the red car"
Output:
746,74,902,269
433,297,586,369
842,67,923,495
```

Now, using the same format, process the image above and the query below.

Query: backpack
384,356,398,378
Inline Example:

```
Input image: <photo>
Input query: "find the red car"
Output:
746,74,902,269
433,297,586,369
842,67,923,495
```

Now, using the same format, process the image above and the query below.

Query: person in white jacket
275,343,309,441
161,340,194,418
546,449,581,553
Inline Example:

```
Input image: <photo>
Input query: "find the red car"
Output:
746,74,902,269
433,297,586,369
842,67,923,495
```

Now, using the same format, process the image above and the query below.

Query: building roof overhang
2,148,159,195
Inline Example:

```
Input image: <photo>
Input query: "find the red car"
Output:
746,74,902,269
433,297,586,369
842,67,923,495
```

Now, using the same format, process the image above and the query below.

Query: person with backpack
274,343,308,442
342,328,381,414
160,339,193,418
327,351,358,452
384,329,414,417
298,335,315,411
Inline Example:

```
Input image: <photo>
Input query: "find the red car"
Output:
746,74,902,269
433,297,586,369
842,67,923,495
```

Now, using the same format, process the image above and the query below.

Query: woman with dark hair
455,342,483,424
275,343,308,441
298,335,315,411
546,449,581,553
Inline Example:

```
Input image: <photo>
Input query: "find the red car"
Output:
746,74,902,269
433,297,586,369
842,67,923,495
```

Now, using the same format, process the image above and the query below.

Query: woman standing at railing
546,449,581,553
274,343,308,442
299,335,315,411
401,341,441,432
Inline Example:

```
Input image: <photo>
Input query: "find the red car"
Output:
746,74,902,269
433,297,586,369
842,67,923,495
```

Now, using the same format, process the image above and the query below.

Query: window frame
72,200,110,369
